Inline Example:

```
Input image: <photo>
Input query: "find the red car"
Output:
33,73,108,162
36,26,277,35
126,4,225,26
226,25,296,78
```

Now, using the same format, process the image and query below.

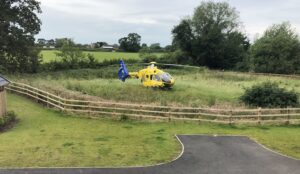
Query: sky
37,0,300,46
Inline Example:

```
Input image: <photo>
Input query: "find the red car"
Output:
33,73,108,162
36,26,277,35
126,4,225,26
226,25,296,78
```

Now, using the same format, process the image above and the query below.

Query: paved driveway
1,135,299,174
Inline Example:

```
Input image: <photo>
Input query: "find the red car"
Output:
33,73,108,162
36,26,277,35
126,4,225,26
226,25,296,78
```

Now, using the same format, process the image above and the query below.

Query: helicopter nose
170,79,175,85
164,79,175,86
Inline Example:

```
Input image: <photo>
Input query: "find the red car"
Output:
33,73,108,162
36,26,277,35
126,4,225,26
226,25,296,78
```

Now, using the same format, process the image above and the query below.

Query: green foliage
140,53,159,63
158,50,191,64
119,115,129,121
172,19,194,54
240,82,299,108
55,39,86,69
250,22,300,74
0,0,42,73
41,58,139,72
0,111,17,129
140,49,190,64
39,40,142,71
55,38,73,48
119,33,141,52
172,1,249,69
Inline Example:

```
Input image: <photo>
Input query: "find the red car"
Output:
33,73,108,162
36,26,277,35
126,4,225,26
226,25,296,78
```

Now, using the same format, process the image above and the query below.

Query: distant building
37,38,56,48
42,46,55,49
101,45,114,51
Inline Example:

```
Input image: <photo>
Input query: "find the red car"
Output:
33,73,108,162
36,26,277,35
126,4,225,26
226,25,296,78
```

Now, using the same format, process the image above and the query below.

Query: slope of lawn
40,50,163,63
0,93,299,167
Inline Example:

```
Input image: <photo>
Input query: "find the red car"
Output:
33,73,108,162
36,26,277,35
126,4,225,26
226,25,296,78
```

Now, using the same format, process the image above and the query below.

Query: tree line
1,0,300,75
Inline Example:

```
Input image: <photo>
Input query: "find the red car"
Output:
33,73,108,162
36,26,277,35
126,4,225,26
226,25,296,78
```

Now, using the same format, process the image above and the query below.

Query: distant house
38,38,56,48
0,75,10,117
101,45,115,51
42,46,55,49
37,38,47,45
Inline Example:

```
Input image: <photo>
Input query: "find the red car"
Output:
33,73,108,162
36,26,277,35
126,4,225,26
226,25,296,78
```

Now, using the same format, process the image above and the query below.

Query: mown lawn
0,93,299,167
40,50,163,63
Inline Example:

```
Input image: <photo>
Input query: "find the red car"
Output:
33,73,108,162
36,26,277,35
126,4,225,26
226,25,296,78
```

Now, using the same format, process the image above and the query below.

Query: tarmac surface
1,135,299,174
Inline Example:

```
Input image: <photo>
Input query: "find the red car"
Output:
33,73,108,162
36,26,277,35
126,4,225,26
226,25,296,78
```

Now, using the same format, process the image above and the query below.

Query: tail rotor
118,60,129,82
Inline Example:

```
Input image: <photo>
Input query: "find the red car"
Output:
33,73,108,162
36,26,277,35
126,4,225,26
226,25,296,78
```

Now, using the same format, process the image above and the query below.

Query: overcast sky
37,0,300,46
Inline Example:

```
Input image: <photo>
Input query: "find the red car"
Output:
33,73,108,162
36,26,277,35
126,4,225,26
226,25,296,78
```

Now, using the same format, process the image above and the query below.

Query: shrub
141,54,159,63
40,58,139,72
0,111,17,129
120,114,129,121
240,82,299,108
158,50,191,64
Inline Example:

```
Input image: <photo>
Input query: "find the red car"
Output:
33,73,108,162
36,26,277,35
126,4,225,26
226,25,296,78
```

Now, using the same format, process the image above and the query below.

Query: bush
158,50,191,64
240,82,299,108
120,115,129,121
140,54,159,63
40,58,139,72
0,111,17,129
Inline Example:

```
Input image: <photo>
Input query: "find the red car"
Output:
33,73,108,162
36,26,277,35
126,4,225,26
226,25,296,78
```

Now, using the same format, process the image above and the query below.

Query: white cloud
37,0,300,45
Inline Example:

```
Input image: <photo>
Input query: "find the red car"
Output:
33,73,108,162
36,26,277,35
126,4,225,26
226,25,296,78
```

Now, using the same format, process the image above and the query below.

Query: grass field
0,93,299,167
11,66,300,108
40,50,163,63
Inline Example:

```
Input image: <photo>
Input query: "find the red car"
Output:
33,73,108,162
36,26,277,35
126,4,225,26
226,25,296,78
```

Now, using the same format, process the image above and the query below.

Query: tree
141,43,148,48
0,0,42,73
55,38,72,48
118,33,141,52
55,39,85,69
172,19,193,54
165,45,176,52
251,22,300,74
172,1,249,69
94,42,108,48
149,43,162,52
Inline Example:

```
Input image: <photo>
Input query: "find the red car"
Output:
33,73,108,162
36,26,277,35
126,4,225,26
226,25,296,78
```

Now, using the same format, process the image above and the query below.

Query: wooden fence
5,82,300,125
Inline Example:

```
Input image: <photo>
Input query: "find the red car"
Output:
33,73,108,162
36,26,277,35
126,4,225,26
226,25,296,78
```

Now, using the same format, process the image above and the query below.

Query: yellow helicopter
118,60,175,88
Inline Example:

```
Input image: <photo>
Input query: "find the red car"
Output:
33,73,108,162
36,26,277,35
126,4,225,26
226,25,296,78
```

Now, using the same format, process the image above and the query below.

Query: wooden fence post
229,110,233,125
46,92,49,108
59,96,64,111
88,101,91,116
63,98,66,111
286,107,290,125
257,107,262,125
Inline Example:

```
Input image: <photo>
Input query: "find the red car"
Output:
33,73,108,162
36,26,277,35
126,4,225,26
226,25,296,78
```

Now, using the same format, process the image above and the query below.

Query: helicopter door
143,74,152,87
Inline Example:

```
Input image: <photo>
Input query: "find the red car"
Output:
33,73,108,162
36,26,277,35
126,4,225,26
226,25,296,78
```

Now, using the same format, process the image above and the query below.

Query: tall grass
10,66,300,108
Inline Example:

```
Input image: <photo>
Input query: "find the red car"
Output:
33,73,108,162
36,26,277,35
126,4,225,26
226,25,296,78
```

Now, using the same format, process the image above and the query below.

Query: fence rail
6,82,300,125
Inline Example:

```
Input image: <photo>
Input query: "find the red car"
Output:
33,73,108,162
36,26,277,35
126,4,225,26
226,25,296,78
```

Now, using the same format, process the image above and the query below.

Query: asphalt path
1,135,299,174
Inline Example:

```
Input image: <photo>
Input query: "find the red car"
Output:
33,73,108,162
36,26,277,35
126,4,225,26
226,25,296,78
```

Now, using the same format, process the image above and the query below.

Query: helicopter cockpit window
153,75,161,81
160,73,172,83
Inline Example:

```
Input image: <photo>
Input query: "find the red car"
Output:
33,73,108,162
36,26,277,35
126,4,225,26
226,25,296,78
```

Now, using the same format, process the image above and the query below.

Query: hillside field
10,65,300,108
40,50,164,63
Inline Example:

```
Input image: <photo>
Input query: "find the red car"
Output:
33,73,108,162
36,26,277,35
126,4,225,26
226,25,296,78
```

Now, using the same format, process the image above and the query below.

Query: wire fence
6,82,300,125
